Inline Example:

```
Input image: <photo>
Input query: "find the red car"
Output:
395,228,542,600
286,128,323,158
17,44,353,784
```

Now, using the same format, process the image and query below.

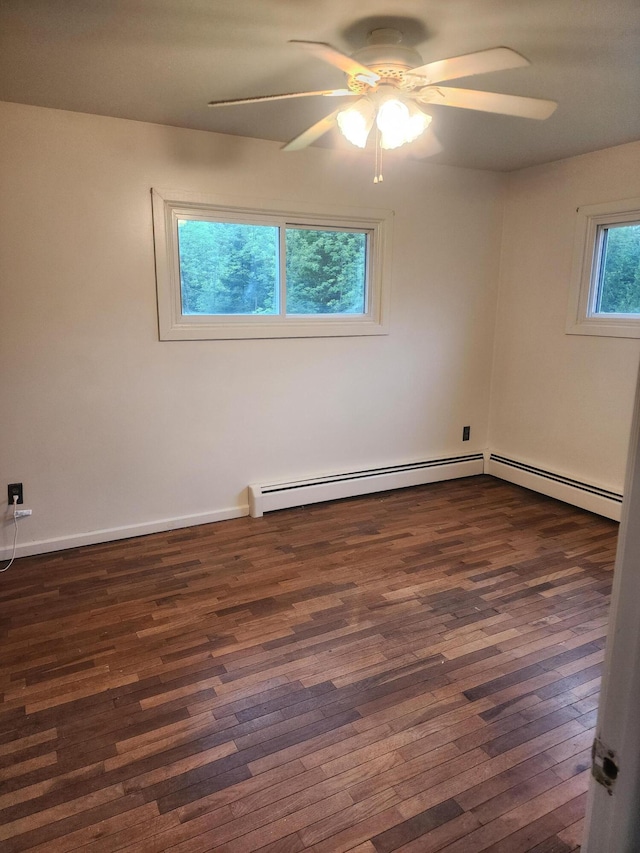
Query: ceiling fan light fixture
337,88,433,151
377,98,432,150
336,99,375,148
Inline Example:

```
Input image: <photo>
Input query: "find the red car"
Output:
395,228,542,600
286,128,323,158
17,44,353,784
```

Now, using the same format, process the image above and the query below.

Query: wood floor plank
0,477,616,852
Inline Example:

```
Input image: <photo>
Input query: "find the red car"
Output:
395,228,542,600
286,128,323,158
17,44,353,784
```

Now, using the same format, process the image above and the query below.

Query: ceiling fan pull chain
373,128,384,183
373,131,379,183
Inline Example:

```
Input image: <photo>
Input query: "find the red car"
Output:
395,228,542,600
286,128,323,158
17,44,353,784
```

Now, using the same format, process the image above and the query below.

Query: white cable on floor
1,498,19,572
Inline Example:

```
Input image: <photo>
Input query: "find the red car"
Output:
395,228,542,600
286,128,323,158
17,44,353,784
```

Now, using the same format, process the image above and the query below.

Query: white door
583,361,640,852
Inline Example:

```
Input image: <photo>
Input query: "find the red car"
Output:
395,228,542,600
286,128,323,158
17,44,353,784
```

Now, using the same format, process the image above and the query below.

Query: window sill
161,315,390,341
566,315,640,339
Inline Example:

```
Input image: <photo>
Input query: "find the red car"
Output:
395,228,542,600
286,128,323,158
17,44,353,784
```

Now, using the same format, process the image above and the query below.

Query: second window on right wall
567,197,640,338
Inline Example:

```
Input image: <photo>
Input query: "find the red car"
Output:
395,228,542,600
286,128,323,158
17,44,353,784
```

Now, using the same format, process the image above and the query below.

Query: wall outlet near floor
8,483,23,505
462,426,471,441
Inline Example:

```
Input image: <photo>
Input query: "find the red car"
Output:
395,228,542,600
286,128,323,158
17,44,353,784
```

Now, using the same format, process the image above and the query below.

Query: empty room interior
1,1,640,851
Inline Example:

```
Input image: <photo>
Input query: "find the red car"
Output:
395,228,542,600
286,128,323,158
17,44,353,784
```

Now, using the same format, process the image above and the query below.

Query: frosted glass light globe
377,98,432,150
337,100,375,148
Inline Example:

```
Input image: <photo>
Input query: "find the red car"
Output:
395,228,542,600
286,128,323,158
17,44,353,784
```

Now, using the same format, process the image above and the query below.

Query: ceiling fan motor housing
348,28,423,93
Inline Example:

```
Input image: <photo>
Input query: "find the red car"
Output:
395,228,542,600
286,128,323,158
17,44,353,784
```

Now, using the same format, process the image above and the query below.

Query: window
566,197,640,338
152,189,392,340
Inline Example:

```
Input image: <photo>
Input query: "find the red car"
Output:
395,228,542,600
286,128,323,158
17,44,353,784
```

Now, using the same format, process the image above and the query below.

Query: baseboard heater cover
248,453,485,517
487,453,623,521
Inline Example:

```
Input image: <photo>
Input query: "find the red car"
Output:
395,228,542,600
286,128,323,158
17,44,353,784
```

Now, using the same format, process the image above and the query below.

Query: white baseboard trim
3,452,620,559
249,453,485,517
486,452,623,521
0,505,249,560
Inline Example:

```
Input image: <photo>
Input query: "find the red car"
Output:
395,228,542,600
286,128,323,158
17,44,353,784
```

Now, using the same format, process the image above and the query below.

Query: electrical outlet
462,426,471,441
8,483,23,505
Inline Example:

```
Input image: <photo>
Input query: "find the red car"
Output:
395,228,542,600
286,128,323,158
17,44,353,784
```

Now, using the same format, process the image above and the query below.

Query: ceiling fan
208,28,557,157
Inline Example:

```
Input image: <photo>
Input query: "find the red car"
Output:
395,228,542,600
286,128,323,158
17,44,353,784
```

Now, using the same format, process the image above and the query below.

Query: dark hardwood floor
0,476,617,852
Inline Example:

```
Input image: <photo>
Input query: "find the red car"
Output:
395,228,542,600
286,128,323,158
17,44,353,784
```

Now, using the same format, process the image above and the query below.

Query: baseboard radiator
248,453,485,518
486,453,623,521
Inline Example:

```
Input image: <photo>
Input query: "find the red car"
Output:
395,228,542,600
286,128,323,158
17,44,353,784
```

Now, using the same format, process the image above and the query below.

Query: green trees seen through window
177,219,367,317
597,223,640,314
178,221,278,315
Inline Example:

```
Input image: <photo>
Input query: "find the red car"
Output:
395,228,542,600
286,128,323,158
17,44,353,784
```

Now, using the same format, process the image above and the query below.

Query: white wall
489,141,640,493
0,101,505,555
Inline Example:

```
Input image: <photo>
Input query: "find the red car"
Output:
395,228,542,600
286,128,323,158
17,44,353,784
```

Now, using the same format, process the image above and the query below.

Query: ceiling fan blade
282,107,342,151
289,40,380,83
408,47,529,84
208,89,353,107
429,86,558,119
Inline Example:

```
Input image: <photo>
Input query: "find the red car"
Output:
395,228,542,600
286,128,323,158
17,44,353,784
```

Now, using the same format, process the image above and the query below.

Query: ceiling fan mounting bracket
345,29,428,94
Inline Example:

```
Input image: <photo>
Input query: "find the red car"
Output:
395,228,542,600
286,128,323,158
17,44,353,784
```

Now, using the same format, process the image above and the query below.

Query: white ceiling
1,0,639,171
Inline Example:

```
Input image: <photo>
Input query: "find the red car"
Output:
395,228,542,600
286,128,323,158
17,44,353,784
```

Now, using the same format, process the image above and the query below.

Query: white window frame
151,188,393,340
566,196,640,338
